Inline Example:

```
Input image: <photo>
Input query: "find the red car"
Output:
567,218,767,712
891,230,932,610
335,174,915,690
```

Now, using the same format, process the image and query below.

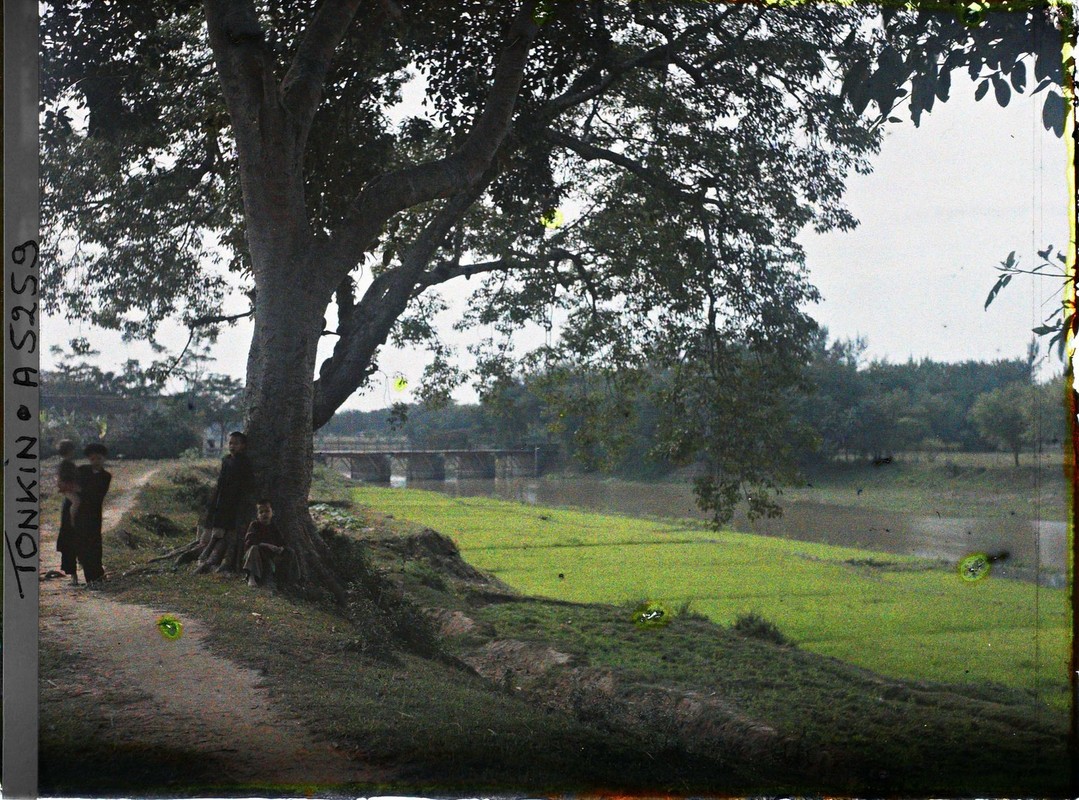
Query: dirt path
39,462,371,789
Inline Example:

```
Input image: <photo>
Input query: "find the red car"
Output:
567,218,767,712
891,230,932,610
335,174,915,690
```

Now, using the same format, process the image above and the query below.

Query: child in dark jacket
55,440,81,585
73,443,112,589
196,431,253,573
242,499,285,588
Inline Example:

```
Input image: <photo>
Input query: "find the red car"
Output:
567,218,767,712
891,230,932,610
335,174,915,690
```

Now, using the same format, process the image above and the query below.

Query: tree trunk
236,266,346,602
1013,448,1020,467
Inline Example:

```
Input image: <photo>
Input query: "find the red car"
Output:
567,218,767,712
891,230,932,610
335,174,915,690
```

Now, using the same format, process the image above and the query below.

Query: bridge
314,447,542,482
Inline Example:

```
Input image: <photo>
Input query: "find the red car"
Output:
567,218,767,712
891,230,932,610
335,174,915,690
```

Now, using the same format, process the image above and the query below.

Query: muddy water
397,476,1067,586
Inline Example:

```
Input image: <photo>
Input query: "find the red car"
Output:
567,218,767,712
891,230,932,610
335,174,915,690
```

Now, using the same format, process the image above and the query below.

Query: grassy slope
39,462,767,796
352,485,1070,710
39,461,1071,796
791,451,1069,519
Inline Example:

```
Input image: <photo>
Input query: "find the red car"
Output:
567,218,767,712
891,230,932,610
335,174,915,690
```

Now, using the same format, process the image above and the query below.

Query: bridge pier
495,452,538,479
349,454,392,483
444,452,496,479
314,447,542,482
402,453,446,481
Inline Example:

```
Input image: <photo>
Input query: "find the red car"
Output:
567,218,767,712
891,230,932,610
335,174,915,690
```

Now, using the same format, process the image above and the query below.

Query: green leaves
968,382,1035,462
840,9,1061,131
958,2,987,28
1042,91,1065,137
991,74,1011,106
985,247,1071,361
983,272,1013,310
1009,59,1026,92
983,251,1016,310
1046,311,1073,360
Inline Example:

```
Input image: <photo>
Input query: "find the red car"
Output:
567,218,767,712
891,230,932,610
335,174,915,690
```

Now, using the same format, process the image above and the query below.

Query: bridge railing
312,436,519,453
312,436,410,452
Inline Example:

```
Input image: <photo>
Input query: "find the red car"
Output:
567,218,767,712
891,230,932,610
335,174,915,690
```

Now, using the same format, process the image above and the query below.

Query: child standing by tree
74,443,112,589
196,431,253,573
242,499,285,589
55,439,82,585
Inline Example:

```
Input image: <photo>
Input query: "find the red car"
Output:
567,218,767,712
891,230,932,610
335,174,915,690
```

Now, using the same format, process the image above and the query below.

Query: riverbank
352,484,1070,710
37,461,1070,795
404,453,1068,586
791,451,1069,519
530,450,1069,521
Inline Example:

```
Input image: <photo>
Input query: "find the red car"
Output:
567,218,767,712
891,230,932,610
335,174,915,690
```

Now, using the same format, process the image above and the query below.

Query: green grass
460,599,1066,796
38,462,1072,796
42,463,773,796
790,451,1069,519
105,571,753,794
351,485,1071,709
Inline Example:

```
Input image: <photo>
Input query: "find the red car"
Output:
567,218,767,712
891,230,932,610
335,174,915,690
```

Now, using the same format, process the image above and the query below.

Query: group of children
55,440,112,589
54,430,287,591
197,431,286,589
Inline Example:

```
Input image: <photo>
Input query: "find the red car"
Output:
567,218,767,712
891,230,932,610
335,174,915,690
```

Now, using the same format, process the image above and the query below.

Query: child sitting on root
242,499,285,589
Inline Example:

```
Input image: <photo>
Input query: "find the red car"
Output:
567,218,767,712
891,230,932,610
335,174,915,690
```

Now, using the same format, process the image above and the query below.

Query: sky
41,68,1070,410
798,75,1069,377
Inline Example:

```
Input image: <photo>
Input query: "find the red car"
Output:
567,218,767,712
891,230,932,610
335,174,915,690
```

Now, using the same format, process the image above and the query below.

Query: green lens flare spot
392,375,408,392
633,600,672,629
157,614,183,640
532,0,556,25
540,208,565,229
958,553,991,582
959,2,986,26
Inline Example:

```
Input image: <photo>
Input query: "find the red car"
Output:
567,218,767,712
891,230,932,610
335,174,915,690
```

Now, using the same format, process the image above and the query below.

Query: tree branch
533,41,673,124
312,175,495,427
325,1,539,274
413,258,521,294
532,17,724,127
334,275,357,329
280,0,365,134
189,309,255,327
411,244,595,296
542,127,709,207
203,0,275,141
205,0,313,264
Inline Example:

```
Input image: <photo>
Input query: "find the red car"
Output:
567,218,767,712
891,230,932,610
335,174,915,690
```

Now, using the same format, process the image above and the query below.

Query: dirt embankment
400,527,795,775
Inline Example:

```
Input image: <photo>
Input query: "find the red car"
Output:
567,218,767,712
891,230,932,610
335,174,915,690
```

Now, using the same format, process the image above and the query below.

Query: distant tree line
45,333,1061,472
319,331,1063,478
41,340,244,460
792,333,1062,466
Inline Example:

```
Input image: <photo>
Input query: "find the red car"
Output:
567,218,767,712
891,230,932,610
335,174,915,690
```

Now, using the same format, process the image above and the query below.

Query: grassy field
787,451,1070,519
352,485,1071,709
39,462,774,795
37,461,1071,795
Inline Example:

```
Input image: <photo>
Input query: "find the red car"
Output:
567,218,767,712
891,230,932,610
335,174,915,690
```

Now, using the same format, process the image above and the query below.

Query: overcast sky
41,72,1069,410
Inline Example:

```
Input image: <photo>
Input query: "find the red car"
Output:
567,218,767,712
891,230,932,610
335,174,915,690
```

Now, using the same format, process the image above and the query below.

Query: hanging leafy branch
984,246,1073,359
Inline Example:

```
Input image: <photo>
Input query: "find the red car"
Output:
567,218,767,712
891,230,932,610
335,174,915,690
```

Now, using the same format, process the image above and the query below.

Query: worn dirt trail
39,462,375,789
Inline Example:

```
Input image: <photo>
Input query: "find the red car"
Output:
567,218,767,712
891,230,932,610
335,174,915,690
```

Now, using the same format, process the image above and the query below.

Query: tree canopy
43,1,1065,371
968,381,1036,464
40,1,1070,586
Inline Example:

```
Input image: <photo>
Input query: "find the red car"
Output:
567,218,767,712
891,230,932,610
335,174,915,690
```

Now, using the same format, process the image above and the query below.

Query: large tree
41,0,1067,598
969,381,1035,465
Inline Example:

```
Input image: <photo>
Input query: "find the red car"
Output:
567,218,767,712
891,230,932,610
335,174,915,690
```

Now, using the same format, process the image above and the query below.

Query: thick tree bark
235,265,346,601
200,0,538,602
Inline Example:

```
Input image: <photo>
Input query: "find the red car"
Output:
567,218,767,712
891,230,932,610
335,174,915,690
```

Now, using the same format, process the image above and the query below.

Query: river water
392,475,1067,587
